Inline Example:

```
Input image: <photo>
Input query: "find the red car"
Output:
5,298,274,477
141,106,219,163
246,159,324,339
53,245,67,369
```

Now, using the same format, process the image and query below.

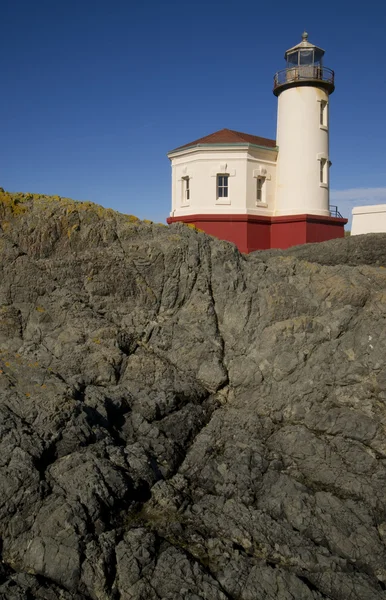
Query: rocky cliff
1,189,386,600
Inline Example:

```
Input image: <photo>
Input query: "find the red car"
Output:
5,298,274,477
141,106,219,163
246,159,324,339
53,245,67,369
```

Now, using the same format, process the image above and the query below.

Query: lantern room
273,31,334,95
286,31,324,67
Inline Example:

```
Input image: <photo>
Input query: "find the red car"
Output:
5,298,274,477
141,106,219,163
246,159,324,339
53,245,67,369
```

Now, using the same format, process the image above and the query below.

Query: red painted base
166,213,348,253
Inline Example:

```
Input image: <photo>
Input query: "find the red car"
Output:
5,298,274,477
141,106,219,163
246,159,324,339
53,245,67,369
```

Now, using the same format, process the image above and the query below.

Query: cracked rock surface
1,189,386,599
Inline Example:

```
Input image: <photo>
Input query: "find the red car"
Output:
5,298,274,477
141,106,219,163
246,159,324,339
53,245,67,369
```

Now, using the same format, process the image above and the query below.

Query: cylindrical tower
273,32,334,216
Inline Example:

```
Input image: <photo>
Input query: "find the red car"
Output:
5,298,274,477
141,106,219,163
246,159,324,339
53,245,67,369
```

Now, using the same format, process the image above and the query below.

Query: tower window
256,177,265,203
320,158,327,185
217,174,229,198
320,100,328,128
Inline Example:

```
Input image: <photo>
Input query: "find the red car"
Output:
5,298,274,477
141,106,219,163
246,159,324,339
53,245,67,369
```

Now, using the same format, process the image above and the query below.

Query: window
181,176,190,204
287,51,299,67
299,49,314,65
320,158,327,185
183,177,190,201
256,177,265,202
314,49,323,66
217,174,228,198
320,100,328,128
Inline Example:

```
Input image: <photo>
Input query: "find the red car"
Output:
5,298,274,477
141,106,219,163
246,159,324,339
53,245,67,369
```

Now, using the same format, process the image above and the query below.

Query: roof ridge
228,128,248,134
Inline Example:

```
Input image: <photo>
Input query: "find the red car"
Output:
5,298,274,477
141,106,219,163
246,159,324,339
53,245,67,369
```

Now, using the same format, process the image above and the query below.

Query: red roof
170,128,277,152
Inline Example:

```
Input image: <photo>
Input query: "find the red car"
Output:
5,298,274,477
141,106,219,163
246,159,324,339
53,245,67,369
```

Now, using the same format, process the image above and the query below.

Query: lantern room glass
287,52,298,66
299,49,313,65
286,48,324,68
314,49,324,66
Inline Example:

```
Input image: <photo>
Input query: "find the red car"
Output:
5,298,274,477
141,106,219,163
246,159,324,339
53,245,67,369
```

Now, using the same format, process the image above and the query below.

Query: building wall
186,218,251,254
167,213,346,253
351,205,386,235
275,85,330,217
169,146,277,217
270,215,346,248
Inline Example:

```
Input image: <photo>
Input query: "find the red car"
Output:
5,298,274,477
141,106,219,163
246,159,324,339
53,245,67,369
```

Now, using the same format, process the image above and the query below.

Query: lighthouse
166,33,347,252
274,31,333,217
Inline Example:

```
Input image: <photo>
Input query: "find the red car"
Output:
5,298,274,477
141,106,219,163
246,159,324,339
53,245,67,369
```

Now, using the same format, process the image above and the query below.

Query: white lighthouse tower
274,32,334,217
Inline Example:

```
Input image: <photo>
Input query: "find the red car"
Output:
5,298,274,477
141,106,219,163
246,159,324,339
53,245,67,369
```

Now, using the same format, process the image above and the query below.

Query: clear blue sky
1,0,385,225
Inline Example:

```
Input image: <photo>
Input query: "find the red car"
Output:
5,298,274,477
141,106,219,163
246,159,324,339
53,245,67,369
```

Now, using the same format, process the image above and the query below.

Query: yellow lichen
182,223,205,233
0,190,28,217
0,188,147,232
67,223,80,238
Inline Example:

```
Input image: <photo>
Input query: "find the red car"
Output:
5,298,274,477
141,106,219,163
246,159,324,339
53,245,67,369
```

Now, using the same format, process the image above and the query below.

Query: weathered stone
1,189,386,599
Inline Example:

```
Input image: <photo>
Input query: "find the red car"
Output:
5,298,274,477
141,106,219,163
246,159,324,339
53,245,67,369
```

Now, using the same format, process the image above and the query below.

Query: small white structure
352,205,386,235
167,33,346,252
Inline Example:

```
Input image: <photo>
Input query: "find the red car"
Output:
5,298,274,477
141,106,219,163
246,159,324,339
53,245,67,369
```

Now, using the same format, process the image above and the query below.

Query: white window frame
217,174,229,200
256,177,265,204
319,157,328,187
319,99,328,130
180,175,191,207
183,176,190,202
253,168,270,207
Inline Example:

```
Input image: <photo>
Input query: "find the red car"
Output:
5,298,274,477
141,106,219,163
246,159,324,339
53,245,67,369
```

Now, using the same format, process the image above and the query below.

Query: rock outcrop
1,189,386,599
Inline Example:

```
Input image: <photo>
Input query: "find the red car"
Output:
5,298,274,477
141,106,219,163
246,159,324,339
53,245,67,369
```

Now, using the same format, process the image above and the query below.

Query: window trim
319,157,328,187
253,168,269,207
216,173,229,200
180,175,191,206
183,176,190,201
256,176,267,206
319,99,328,130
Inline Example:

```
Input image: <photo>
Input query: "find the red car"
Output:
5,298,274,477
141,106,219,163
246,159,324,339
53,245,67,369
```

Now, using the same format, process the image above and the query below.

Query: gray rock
1,189,386,598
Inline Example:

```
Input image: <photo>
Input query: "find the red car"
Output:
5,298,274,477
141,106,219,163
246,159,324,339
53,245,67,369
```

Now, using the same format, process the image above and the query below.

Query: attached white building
169,129,277,218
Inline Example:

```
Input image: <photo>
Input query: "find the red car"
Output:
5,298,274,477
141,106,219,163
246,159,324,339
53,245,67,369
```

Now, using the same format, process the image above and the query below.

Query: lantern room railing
273,66,335,93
